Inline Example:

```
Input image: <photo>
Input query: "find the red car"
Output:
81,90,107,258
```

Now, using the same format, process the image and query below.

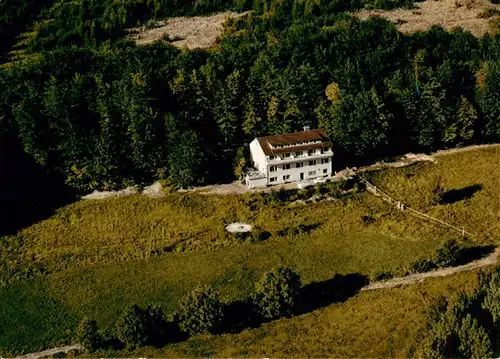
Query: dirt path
81,143,500,199
16,247,499,359
14,344,82,359
362,247,500,291
432,143,500,157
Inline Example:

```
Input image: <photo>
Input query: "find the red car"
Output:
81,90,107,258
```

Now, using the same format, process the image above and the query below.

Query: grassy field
1,147,500,355
367,146,500,241
1,183,462,285
108,270,484,358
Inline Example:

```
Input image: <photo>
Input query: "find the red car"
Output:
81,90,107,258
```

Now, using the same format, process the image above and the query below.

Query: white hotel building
245,128,334,188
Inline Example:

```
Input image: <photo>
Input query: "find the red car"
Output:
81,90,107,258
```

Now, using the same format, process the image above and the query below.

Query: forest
1,0,500,210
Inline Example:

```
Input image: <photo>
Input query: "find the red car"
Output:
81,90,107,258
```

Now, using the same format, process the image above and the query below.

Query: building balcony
267,151,333,165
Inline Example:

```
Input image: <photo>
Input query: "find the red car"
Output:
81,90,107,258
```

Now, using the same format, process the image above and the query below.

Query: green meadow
1,147,499,356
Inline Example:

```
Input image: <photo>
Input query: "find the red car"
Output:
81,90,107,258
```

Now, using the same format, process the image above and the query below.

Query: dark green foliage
411,242,494,274
178,286,225,335
318,88,393,160
2,0,500,195
411,258,436,273
422,288,494,358
114,304,149,349
434,239,461,268
234,231,251,241
75,317,102,352
482,268,500,327
253,266,302,319
361,215,375,224
276,223,318,237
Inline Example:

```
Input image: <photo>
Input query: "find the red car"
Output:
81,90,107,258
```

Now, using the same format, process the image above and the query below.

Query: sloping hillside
356,0,500,36
127,11,250,49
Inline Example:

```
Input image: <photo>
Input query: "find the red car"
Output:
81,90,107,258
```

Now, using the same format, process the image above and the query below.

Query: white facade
246,130,334,188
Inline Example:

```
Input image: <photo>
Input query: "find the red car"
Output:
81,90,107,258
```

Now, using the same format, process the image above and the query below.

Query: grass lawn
1,147,500,355
0,279,78,357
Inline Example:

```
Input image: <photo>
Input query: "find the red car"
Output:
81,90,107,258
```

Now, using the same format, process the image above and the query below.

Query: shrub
457,314,493,359
482,269,500,327
361,215,375,225
423,175,444,205
434,239,461,267
114,304,149,349
253,266,302,320
411,258,437,273
276,224,312,237
234,231,250,241
178,285,224,335
265,189,281,205
75,317,102,352
340,178,356,191
422,296,493,358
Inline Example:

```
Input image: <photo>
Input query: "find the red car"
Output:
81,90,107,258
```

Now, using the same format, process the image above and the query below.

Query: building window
309,160,317,166
295,151,301,157
323,169,328,174
269,155,276,160
296,162,303,168
321,158,329,164
270,166,277,172
283,164,291,170
284,152,291,158
321,148,325,154
308,171,316,176
270,177,277,183
283,175,290,181
308,150,314,156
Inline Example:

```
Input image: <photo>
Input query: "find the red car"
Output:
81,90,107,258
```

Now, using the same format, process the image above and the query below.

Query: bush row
242,177,363,209
410,239,494,274
76,266,301,352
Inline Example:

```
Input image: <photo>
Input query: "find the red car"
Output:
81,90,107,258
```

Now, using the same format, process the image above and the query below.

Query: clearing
127,11,250,49
2,146,500,356
355,0,500,36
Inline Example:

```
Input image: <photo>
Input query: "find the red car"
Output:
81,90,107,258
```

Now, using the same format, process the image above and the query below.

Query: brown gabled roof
257,129,332,156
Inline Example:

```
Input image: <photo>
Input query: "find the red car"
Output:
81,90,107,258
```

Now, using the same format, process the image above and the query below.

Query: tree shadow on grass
221,299,262,333
0,134,77,236
296,273,369,315
220,273,369,334
102,319,189,350
440,184,483,204
457,245,496,265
